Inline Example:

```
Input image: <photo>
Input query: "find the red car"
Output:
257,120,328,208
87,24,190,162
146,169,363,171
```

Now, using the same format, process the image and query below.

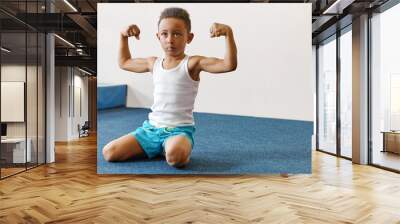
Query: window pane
340,29,352,158
318,37,337,154
38,32,45,165
27,31,38,169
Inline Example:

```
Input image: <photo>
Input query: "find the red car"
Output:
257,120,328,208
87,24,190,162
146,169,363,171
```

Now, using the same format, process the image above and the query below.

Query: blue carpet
97,107,313,174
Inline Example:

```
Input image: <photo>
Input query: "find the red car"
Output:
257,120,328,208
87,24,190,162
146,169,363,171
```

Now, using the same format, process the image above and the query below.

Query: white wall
55,67,89,141
98,3,313,121
73,73,89,137
55,67,68,141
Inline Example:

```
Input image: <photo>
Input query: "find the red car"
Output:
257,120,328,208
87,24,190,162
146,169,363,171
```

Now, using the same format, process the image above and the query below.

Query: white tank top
148,55,200,128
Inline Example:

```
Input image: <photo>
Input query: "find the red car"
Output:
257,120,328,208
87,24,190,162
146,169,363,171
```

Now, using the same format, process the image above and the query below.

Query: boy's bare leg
102,134,146,161
164,135,192,168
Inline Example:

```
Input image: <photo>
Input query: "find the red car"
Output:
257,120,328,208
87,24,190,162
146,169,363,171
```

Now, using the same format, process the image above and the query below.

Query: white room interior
98,3,314,122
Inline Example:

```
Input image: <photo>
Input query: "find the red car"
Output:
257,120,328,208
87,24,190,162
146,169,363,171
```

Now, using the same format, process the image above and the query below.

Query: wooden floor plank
0,134,400,223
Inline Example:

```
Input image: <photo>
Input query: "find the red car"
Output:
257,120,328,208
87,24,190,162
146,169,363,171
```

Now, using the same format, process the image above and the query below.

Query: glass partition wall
0,29,27,177
0,1,46,179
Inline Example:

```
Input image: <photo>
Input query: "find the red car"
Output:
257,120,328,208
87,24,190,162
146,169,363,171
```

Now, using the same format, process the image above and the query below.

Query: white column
46,33,55,163
45,0,55,163
352,14,369,164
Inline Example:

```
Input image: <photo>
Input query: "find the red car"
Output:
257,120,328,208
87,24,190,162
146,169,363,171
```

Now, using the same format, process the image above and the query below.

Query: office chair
79,121,90,138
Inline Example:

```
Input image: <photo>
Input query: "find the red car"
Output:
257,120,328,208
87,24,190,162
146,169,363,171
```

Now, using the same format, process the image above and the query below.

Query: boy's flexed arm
198,23,237,73
119,24,156,73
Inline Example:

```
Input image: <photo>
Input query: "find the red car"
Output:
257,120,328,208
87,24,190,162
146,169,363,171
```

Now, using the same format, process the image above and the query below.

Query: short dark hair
158,7,191,32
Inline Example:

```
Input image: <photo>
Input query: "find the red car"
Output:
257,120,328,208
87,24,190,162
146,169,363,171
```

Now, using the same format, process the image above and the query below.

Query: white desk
1,138,31,163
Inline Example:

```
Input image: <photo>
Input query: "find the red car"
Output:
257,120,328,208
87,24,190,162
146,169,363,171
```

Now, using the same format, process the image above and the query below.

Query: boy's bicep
198,56,229,74
120,57,155,73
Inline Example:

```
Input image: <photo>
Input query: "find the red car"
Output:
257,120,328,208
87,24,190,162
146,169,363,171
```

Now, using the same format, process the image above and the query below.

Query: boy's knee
102,142,117,162
167,159,189,168
166,149,189,168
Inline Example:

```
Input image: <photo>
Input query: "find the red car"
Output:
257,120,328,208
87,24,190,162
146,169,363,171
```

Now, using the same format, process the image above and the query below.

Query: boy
102,7,237,168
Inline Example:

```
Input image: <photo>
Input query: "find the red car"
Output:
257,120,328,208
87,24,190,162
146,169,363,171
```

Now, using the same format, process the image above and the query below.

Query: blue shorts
131,120,196,159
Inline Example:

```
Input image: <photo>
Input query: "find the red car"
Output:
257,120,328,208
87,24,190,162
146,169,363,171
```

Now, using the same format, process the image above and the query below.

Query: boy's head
158,7,191,33
156,7,194,57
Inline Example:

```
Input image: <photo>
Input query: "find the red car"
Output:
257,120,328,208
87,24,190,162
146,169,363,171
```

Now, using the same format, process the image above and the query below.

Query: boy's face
157,18,194,57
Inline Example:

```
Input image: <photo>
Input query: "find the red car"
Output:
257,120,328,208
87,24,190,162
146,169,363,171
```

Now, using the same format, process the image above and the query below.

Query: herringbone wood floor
1,134,400,224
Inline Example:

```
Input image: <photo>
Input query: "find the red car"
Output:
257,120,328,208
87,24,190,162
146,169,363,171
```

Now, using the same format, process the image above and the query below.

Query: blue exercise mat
97,107,313,174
